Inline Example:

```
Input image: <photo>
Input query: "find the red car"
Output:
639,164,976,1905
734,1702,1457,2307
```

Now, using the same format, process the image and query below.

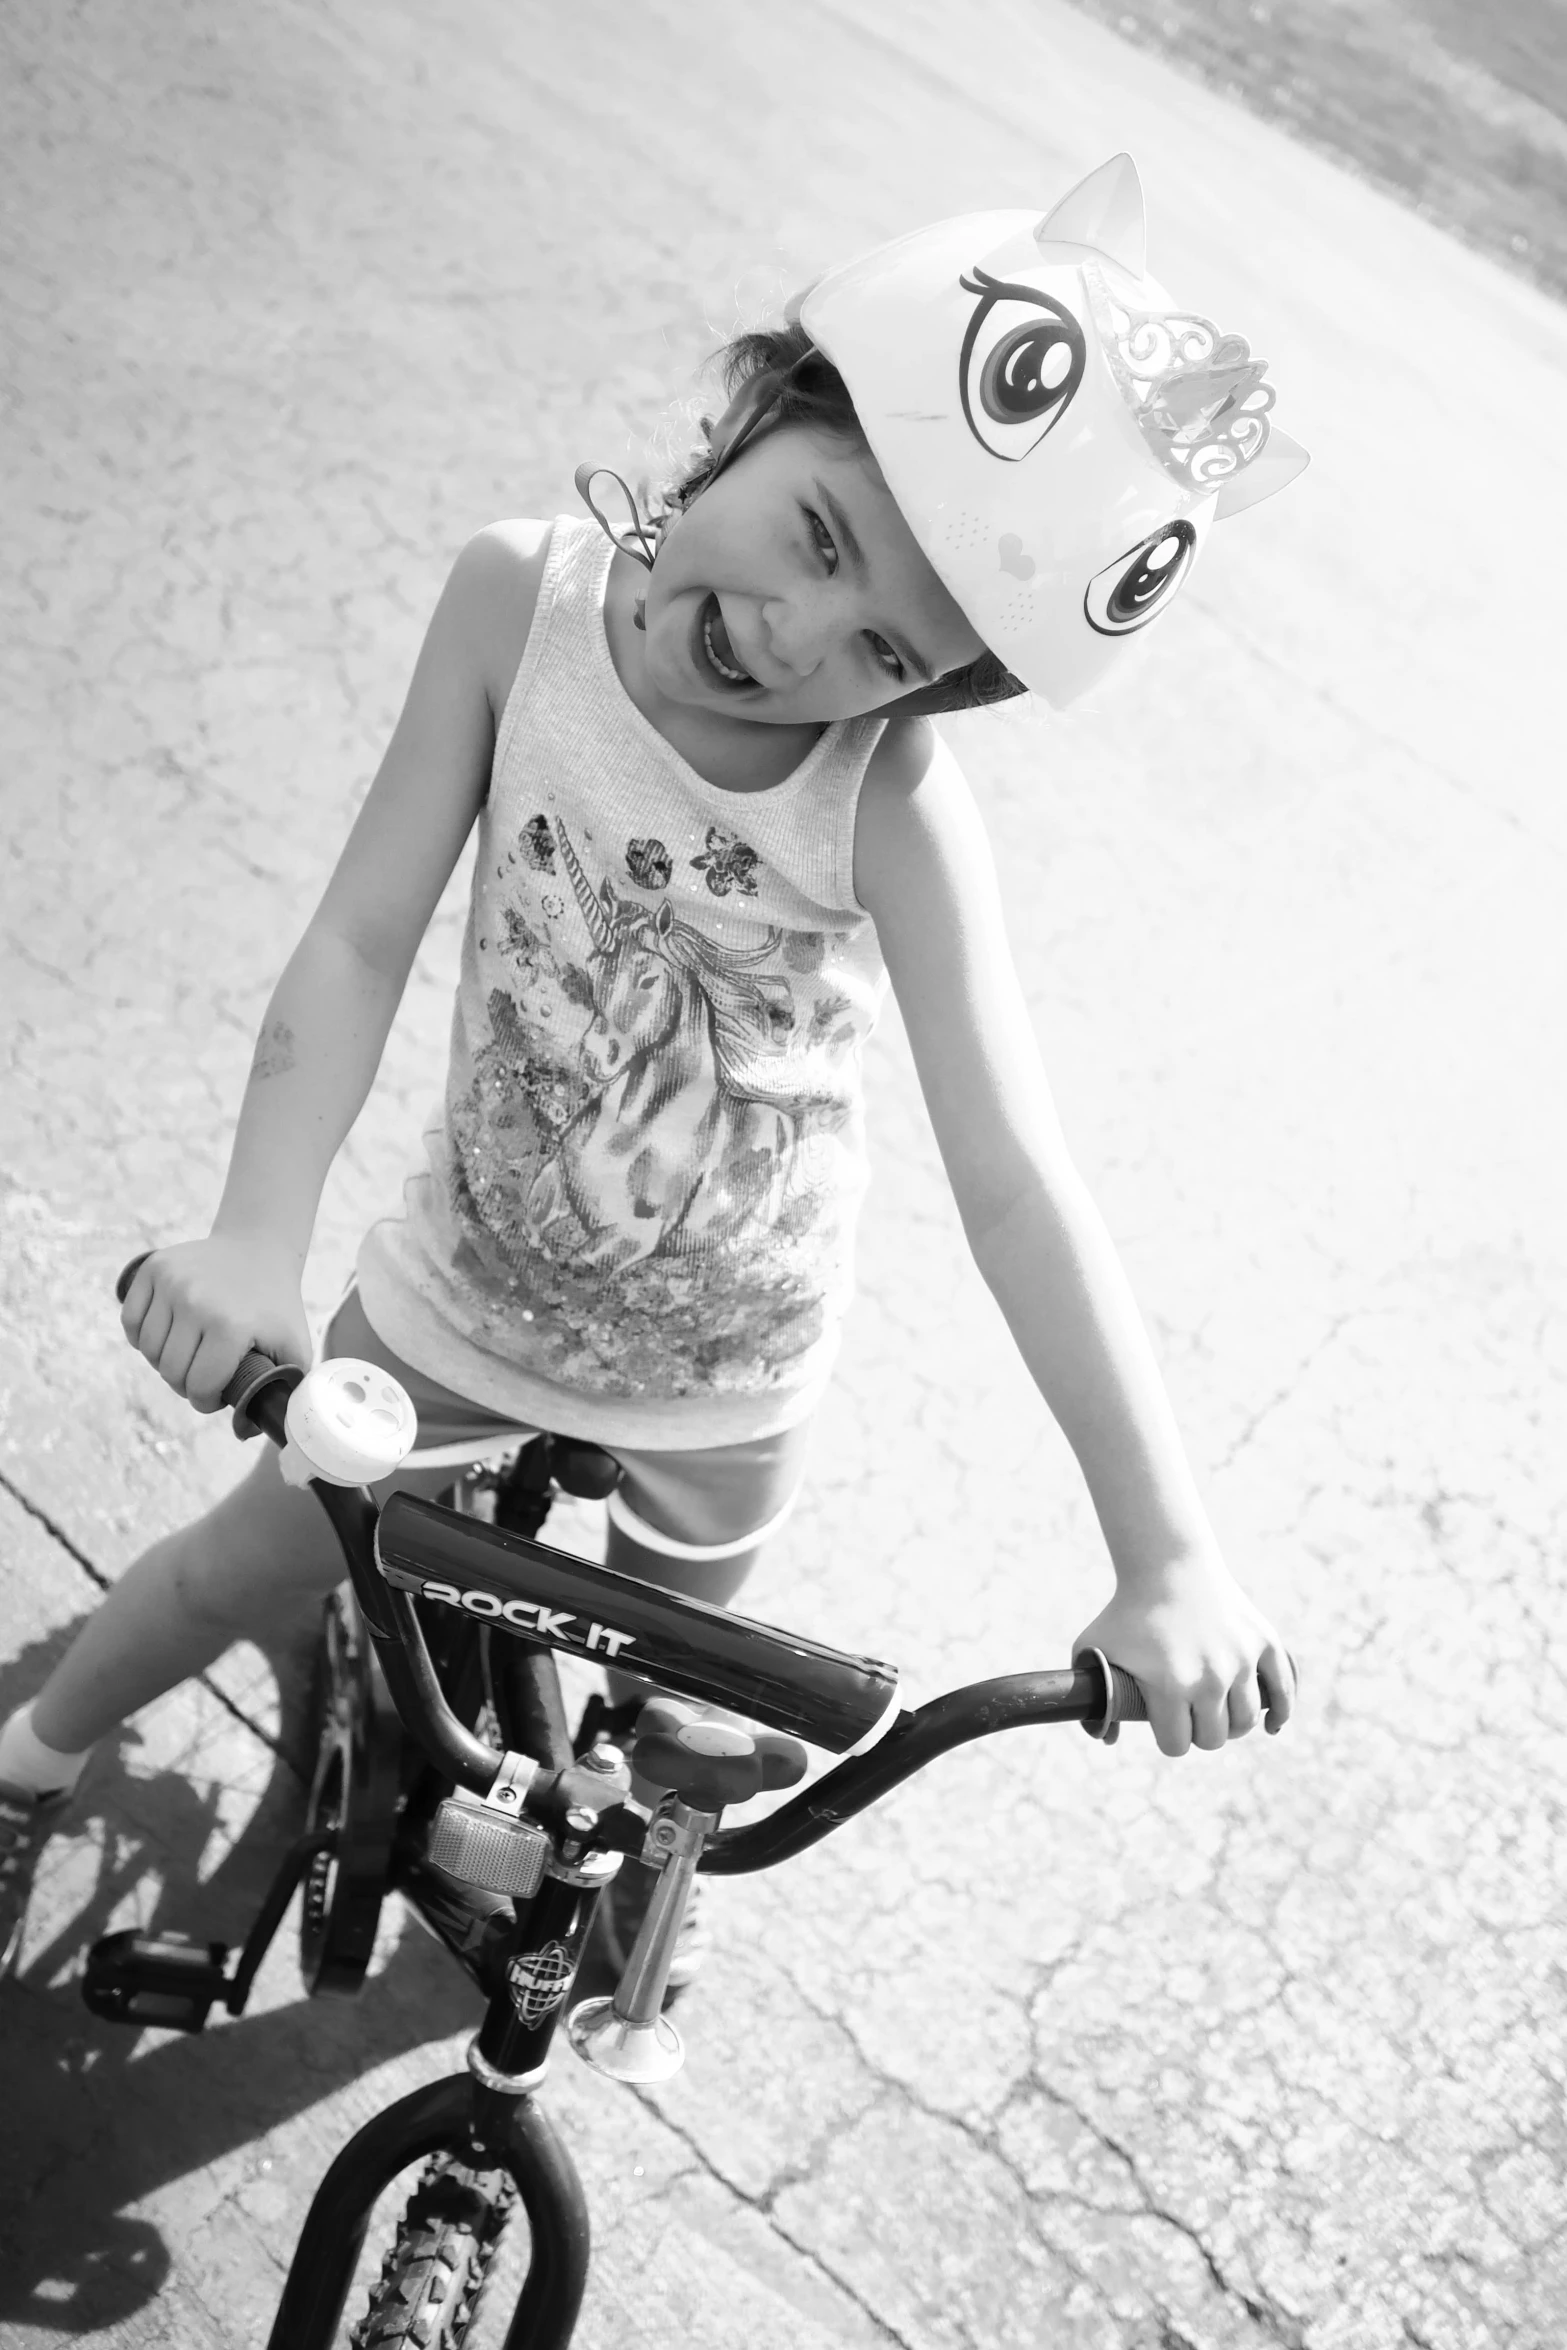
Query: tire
352,2155,518,2348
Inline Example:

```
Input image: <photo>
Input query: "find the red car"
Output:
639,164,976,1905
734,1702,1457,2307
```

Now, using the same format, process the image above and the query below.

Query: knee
168,1462,345,1634
163,1529,264,1640
604,1514,760,1610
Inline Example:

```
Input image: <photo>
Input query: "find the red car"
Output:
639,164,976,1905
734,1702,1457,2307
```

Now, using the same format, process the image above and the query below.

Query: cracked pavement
2,1,1564,2344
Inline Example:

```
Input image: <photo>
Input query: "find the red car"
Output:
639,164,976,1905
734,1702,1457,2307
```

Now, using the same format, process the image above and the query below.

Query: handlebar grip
1103,1658,1148,1729
222,1349,286,1426
1076,1649,1143,1744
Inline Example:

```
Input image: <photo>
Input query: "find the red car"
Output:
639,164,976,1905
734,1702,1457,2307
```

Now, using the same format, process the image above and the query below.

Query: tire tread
352,2155,517,2348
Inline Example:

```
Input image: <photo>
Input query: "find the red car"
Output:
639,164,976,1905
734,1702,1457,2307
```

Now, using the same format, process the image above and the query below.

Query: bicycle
80,1267,1181,2348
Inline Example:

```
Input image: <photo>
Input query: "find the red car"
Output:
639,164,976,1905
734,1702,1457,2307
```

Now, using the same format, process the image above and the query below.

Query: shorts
325,1287,810,1572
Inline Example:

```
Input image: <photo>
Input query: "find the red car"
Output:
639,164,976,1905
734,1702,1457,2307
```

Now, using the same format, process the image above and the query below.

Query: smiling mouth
696,595,758,692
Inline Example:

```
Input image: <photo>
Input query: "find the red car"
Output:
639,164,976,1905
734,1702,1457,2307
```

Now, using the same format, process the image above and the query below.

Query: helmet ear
1213,426,1311,518
1034,152,1146,277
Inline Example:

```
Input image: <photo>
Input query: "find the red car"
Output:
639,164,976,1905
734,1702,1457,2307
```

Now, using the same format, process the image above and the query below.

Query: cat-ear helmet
795,154,1309,710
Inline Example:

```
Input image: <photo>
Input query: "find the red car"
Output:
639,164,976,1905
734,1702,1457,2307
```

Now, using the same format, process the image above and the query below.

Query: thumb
248,1296,313,1373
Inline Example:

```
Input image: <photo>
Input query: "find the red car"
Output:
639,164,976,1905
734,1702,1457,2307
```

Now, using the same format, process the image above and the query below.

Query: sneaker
0,1782,71,1980
590,1857,714,1998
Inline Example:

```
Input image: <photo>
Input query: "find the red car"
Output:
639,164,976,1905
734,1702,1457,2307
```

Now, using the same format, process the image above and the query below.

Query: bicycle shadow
0,1621,479,2337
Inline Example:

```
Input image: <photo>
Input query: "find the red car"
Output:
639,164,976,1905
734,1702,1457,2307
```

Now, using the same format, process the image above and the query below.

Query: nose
758,591,831,681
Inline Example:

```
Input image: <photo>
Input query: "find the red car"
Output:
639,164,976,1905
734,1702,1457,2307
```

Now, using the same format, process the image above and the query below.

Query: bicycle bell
278,1358,419,1487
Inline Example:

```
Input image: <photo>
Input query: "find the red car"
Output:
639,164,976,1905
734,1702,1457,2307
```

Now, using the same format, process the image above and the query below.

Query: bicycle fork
267,1858,610,2350
266,2073,588,2350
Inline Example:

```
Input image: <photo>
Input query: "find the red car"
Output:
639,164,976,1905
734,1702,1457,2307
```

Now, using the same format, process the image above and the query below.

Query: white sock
0,1702,91,1797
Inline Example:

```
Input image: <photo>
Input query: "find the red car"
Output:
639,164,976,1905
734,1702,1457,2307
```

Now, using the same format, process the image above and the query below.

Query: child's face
640,421,985,724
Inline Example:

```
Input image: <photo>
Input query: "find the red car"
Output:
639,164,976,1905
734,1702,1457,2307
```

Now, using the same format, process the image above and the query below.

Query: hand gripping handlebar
116,1254,418,1476
117,1252,299,1439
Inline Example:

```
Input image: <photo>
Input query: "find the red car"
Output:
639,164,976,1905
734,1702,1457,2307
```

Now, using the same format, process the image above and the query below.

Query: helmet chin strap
573,463,660,572
573,350,820,630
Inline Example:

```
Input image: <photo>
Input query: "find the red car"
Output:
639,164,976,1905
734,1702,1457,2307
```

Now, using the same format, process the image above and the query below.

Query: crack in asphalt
1211,1308,1364,1473
630,2085,919,2350
0,1463,298,1773
1031,2080,1307,2346
778,1964,1309,2346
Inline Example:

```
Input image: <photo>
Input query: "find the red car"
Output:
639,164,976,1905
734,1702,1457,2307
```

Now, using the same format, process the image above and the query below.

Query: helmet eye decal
1084,520,1197,637
958,269,1085,461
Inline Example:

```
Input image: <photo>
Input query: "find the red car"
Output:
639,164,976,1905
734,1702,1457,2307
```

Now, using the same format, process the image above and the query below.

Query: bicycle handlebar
112,1257,1278,1849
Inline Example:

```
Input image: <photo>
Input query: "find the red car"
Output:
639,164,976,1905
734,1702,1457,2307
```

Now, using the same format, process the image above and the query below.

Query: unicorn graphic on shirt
521,825,836,1270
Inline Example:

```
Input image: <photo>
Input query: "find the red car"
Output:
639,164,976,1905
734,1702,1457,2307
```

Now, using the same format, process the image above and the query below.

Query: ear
1213,426,1311,518
784,279,820,326
1035,153,1147,278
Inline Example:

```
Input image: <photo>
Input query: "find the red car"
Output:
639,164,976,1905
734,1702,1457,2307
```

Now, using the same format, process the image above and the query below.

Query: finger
1259,1643,1296,1735
120,1257,157,1345
156,1325,202,1391
185,1331,246,1414
1226,1670,1263,1741
1191,1686,1230,1753
1147,1699,1194,1759
135,1293,173,1368
154,1319,202,1399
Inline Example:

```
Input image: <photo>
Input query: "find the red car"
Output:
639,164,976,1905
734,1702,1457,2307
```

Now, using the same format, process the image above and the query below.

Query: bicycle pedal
82,1930,232,2033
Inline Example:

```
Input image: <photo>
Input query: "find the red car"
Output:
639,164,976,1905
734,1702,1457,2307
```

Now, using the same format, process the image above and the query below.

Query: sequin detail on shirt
445,812,869,1393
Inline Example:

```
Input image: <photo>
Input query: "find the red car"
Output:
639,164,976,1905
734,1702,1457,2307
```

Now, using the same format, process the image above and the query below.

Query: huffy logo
506,1938,576,2026
414,1578,638,1660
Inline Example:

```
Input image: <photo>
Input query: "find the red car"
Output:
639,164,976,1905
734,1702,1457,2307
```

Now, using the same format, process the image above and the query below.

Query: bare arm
855,723,1292,1755
123,522,550,1404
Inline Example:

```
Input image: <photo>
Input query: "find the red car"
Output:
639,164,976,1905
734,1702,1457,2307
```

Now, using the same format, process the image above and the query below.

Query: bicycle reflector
426,1790,554,1899
375,1494,901,1753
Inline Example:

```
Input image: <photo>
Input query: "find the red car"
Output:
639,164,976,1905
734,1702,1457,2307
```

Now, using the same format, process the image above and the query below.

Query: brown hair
667,322,1027,719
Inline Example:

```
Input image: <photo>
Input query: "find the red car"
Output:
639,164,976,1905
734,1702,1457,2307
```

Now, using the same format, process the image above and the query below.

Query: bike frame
86,1357,1123,2350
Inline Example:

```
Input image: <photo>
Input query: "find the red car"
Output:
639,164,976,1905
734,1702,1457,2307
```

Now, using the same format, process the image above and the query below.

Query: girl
1,156,1304,1978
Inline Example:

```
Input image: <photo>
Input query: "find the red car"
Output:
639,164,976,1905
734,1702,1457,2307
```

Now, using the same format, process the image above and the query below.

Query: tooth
704,611,747,683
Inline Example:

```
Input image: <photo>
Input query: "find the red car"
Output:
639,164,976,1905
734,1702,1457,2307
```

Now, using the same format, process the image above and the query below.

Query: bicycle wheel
353,2154,518,2348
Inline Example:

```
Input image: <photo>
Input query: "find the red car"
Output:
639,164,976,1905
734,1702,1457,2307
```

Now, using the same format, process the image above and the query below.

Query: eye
1083,520,1198,636
804,508,839,574
959,269,1086,461
864,632,905,682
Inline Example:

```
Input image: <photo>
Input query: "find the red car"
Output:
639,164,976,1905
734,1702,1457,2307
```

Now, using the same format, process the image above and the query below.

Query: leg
28,1446,346,1755
601,1421,813,1707
27,1445,472,1759
20,1284,530,1764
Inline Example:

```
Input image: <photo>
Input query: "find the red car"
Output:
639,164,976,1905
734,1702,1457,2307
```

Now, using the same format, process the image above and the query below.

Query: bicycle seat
375,1493,899,1753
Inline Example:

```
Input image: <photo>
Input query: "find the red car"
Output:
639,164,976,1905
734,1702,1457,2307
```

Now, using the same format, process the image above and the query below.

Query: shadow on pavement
0,1633,480,2336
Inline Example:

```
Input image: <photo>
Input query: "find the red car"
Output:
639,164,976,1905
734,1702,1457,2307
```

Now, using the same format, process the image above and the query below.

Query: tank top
357,516,890,1447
